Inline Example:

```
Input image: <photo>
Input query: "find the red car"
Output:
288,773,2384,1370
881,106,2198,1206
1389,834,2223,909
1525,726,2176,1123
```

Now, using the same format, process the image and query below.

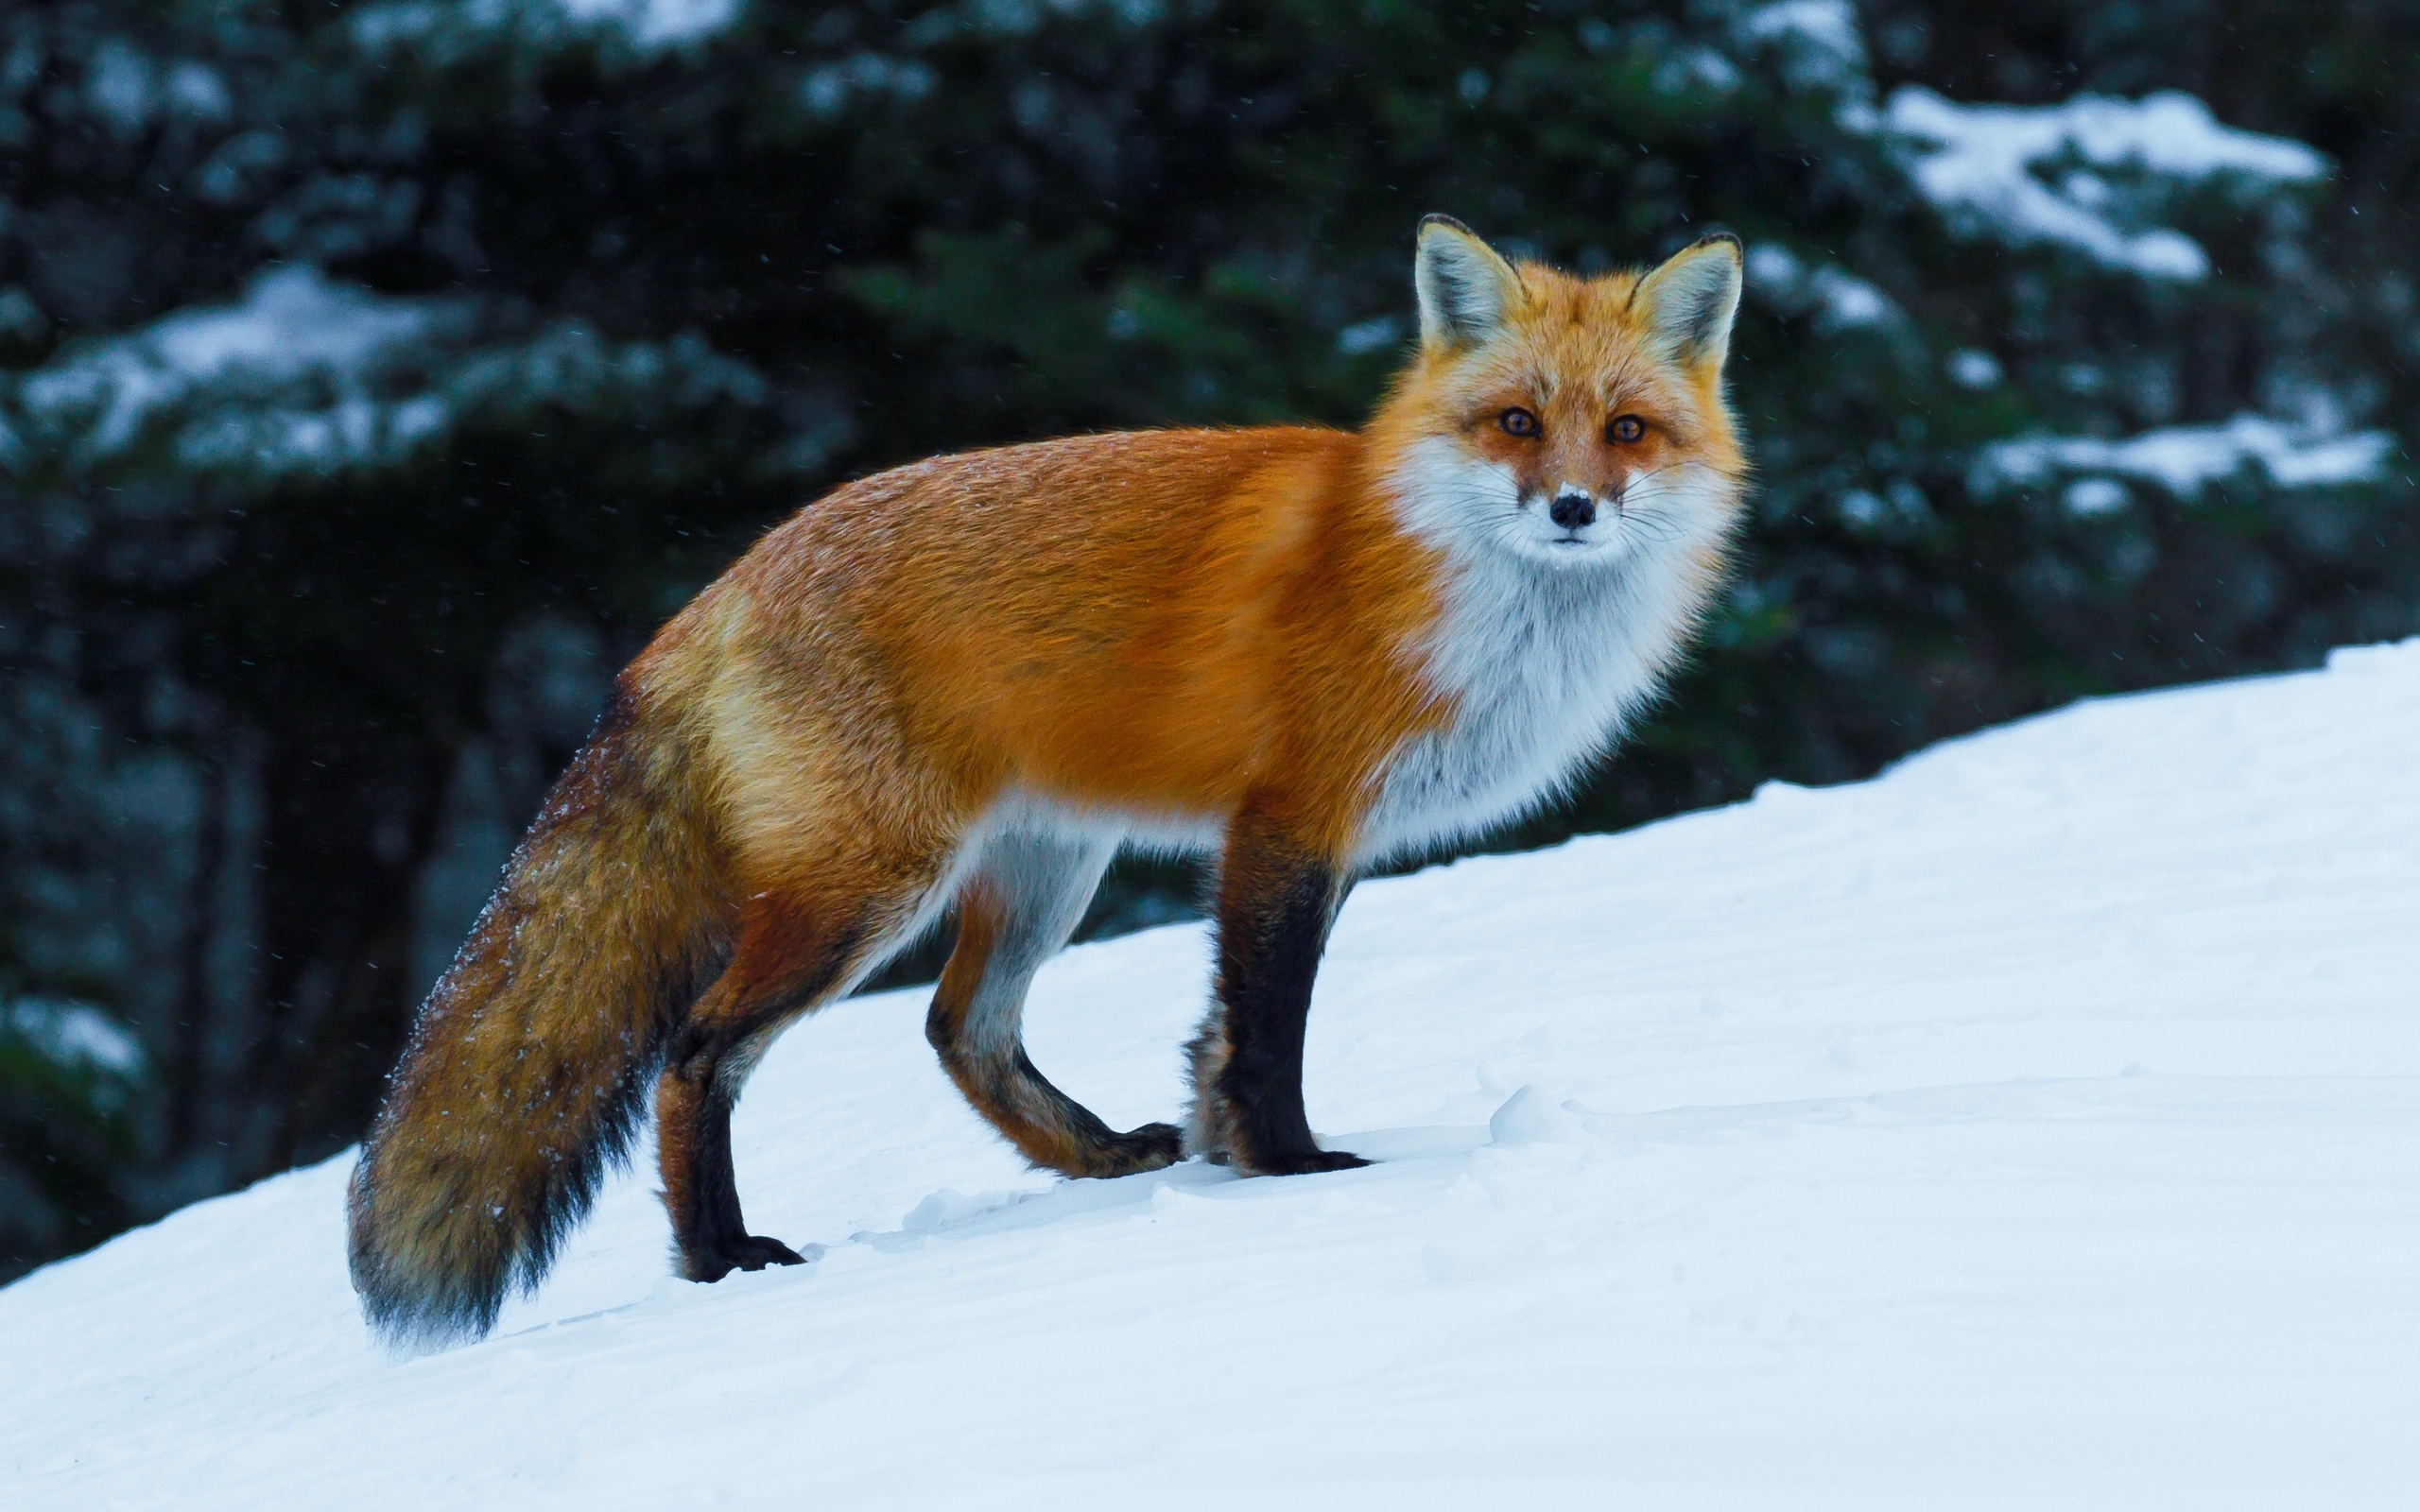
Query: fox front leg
1185,803,1367,1176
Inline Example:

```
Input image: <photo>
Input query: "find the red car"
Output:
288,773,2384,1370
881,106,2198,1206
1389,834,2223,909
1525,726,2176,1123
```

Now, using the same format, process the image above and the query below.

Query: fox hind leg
927,830,1183,1178
659,852,948,1282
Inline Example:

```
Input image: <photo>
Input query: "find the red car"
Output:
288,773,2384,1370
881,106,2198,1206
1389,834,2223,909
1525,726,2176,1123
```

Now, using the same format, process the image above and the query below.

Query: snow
1735,0,1866,92
140,268,442,379
2062,476,2130,516
349,0,743,58
549,0,742,48
4,269,777,479
1882,87,2327,279
7,643,2420,1507
1745,244,1900,334
1335,315,1406,356
1979,413,2395,499
799,52,940,118
8,266,470,474
1947,348,2003,388
84,41,157,131
4,998,143,1075
912,0,1171,43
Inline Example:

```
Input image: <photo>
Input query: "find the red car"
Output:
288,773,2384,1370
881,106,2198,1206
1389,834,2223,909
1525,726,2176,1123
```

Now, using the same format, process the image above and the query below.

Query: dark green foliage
2,0,2414,1280
0,973,139,1266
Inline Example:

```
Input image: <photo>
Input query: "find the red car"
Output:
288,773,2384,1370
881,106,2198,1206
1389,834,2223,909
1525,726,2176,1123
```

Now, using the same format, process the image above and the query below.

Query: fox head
1374,215,1749,570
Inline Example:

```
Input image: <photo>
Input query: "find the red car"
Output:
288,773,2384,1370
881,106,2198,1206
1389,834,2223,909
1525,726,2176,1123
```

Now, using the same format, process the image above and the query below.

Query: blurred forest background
4,0,2414,1280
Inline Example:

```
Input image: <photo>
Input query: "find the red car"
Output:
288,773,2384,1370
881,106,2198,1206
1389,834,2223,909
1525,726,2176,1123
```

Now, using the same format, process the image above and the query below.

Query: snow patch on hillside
4,643,2417,1508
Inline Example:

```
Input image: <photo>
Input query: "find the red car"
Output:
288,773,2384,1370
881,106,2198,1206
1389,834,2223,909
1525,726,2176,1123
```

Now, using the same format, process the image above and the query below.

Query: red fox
348,216,1749,1347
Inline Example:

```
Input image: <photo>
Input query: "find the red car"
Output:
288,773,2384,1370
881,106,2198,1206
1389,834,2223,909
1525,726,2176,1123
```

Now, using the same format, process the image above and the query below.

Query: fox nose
1548,491,1597,530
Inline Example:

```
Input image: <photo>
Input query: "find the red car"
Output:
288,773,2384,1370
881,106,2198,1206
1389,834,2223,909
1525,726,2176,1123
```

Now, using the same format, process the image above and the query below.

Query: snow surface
6,643,2419,1508
1882,87,2327,279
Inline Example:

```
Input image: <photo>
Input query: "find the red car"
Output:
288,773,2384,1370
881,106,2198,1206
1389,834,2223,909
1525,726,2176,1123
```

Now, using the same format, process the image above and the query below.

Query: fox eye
1608,415,1647,444
1498,407,1540,438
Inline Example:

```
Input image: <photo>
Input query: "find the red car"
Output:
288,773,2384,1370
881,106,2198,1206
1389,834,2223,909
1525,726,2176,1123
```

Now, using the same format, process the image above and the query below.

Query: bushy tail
348,693,729,1349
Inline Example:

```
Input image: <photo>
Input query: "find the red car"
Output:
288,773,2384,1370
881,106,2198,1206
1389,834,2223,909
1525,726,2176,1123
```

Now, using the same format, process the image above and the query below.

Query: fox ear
1634,233,1744,369
1415,215,1524,351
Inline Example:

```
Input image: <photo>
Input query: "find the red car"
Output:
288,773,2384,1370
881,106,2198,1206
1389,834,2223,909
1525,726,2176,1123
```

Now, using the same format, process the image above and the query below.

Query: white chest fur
1357,452,1727,866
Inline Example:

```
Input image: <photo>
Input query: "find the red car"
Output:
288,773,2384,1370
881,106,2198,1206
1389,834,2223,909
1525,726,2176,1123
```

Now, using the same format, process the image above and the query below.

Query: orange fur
641,427,1437,859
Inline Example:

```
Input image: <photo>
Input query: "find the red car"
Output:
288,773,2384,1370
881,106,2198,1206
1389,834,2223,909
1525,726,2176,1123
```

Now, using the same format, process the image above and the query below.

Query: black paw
730,1233,808,1270
683,1233,808,1283
1245,1147,1372,1177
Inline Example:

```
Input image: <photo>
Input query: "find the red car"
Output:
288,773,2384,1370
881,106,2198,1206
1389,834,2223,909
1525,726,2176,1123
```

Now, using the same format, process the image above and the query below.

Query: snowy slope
6,644,2418,1510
